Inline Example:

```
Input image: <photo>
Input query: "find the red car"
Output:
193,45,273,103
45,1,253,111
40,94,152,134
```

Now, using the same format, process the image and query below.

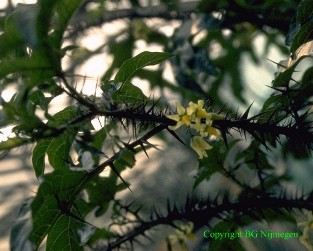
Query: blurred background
1,0,312,250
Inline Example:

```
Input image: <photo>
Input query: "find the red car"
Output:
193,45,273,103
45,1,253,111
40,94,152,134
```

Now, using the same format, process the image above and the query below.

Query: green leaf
290,19,313,54
47,106,80,127
0,99,17,127
46,130,76,170
114,149,136,169
35,0,61,63
29,90,52,111
0,137,30,151
93,126,109,151
30,169,87,248
0,13,24,58
114,51,173,88
46,215,83,251
297,0,313,25
32,139,52,177
87,228,117,245
88,126,110,165
111,81,147,104
32,106,81,175
0,56,51,79
261,94,284,112
36,0,59,42
258,94,287,124
29,195,62,248
273,55,311,87
40,170,87,203
34,0,84,74
86,175,126,217
52,0,84,50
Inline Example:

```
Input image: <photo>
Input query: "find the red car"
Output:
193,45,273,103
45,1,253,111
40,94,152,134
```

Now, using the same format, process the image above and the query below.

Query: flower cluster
166,100,223,159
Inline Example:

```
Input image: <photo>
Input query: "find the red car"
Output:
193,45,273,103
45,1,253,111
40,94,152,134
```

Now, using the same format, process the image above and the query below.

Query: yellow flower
187,100,210,119
166,102,191,130
191,114,212,128
181,115,191,125
186,101,199,116
190,136,212,159
166,102,185,121
190,115,221,139
200,126,221,138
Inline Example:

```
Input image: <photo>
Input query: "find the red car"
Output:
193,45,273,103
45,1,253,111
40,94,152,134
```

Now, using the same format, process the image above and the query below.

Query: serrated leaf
297,0,313,25
29,169,94,249
114,51,173,88
30,169,87,248
46,215,83,251
29,195,61,248
36,170,87,204
290,19,313,54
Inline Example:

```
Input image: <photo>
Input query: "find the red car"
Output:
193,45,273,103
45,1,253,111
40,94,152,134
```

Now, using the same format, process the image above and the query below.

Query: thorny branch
96,195,313,251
